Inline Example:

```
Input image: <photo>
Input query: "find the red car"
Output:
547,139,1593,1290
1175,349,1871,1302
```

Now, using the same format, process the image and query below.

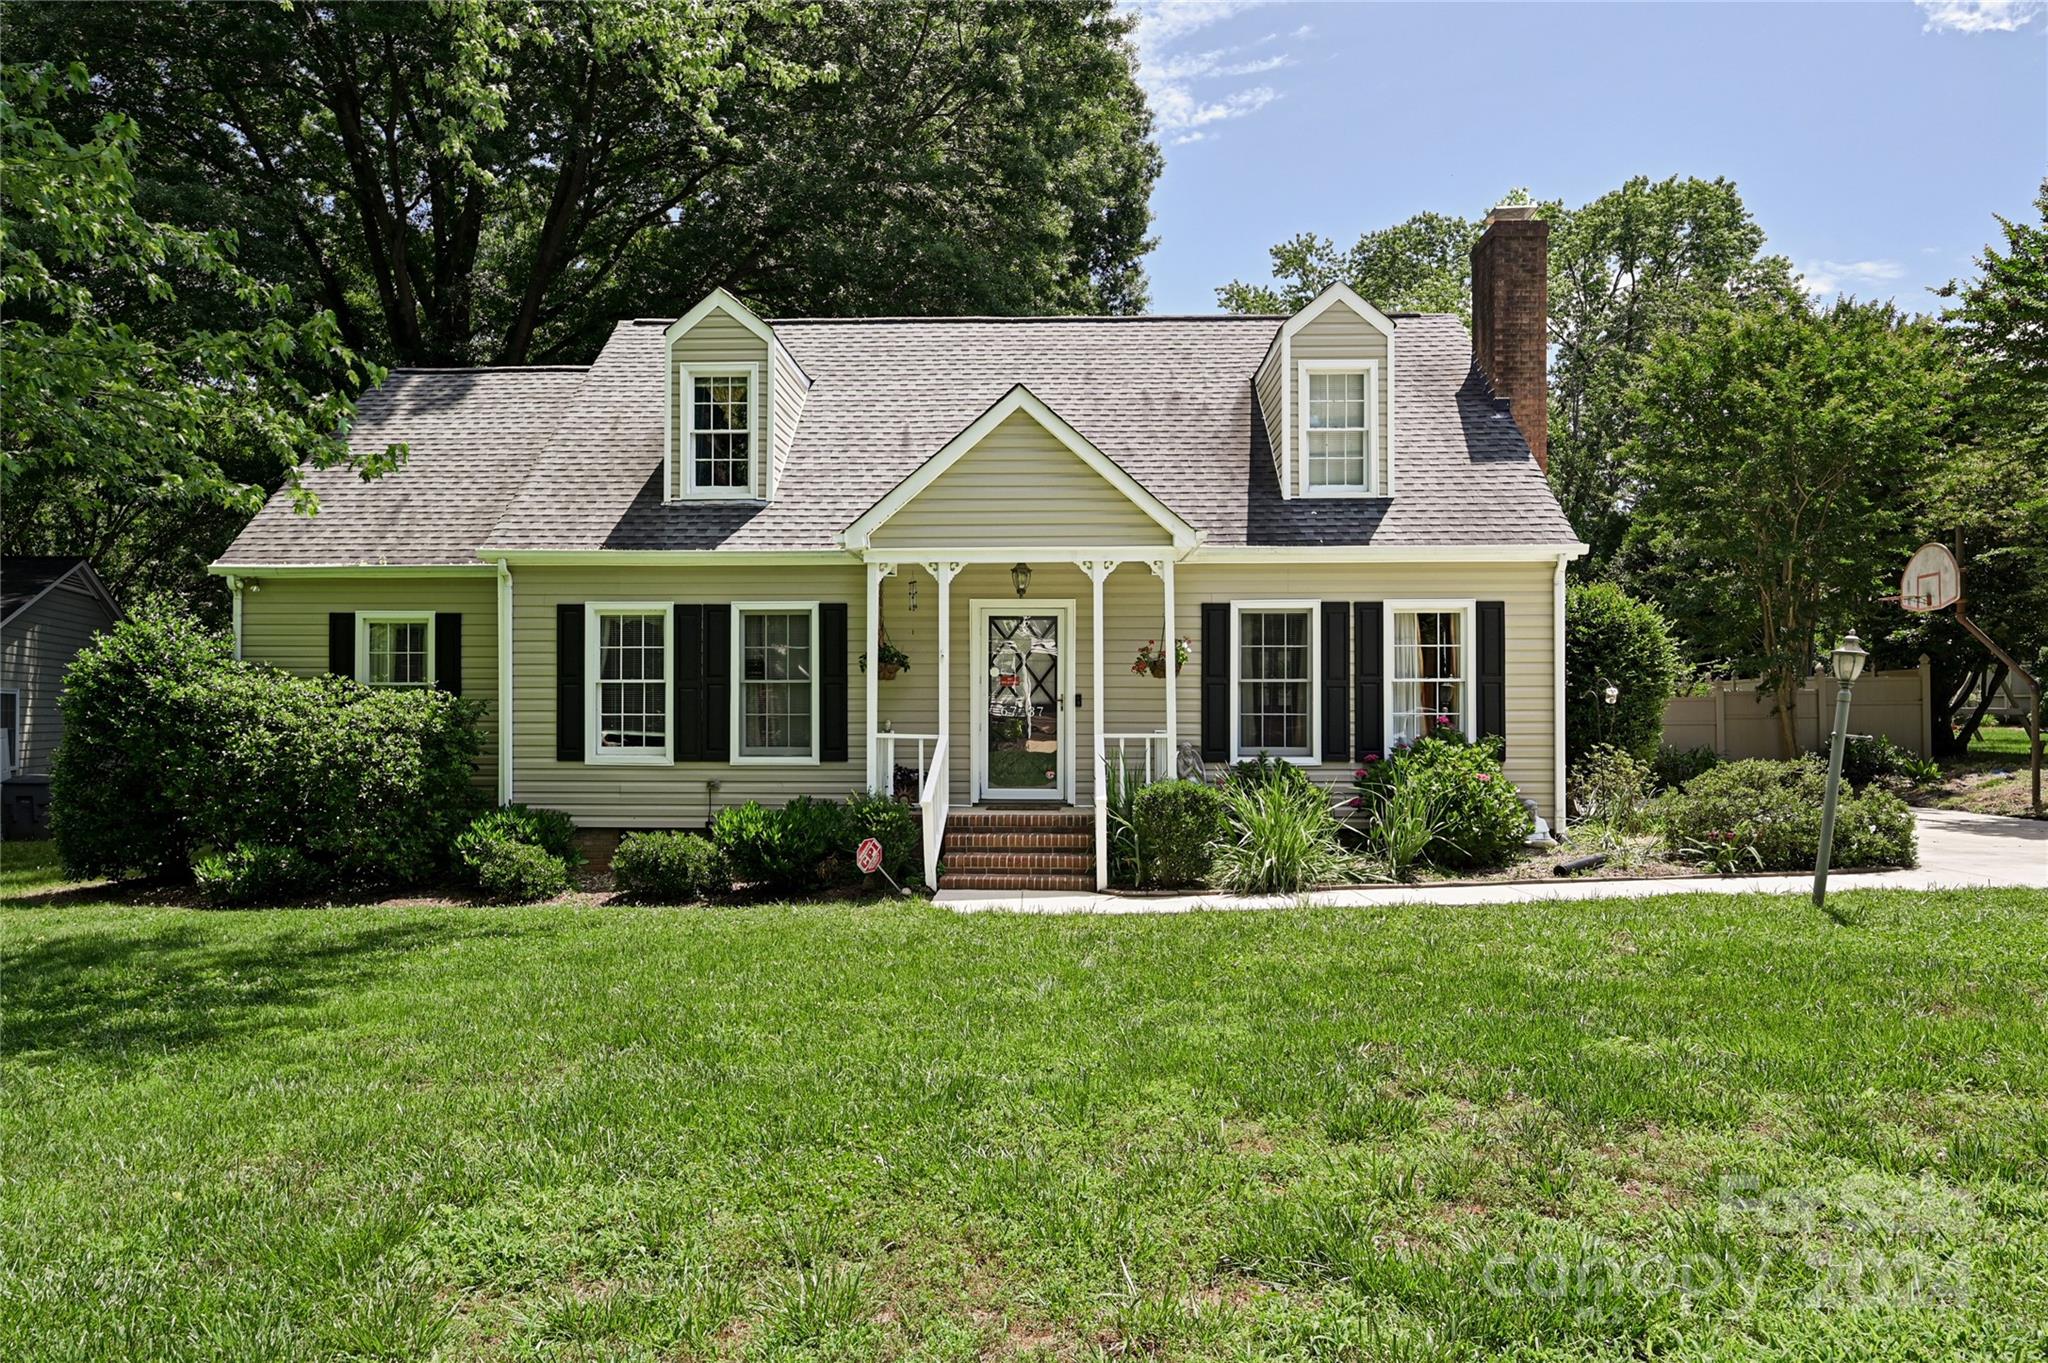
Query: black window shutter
328,612,356,677
1354,602,1384,761
1199,602,1231,763
702,604,732,761
1477,600,1507,744
674,604,706,761
434,613,462,695
1321,602,1350,762
555,604,584,762
819,602,849,762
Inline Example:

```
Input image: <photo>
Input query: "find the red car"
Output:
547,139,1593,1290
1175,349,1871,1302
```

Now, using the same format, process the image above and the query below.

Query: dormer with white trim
665,288,810,504
1252,283,1397,500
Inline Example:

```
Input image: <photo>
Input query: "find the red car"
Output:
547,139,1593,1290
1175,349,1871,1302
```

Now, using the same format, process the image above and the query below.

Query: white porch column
926,560,963,783
865,560,892,791
1082,559,1116,889
1152,558,1178,775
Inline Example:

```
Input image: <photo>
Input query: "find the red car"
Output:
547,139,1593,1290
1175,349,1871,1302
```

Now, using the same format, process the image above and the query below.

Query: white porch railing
876,730,941,800
919,736,949,891
1101,730,1170,785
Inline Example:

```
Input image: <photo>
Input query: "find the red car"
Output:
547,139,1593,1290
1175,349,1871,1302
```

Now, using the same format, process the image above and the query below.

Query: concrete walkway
934,808,2048,915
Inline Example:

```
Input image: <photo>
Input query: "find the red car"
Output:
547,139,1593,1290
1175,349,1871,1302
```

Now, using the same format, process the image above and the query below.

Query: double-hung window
1300,361,1376,494
683,365,757,497
736,603,818,762
1388,604,1472,745
1231,603,1318,761
358,613,432,689
588,605,671,761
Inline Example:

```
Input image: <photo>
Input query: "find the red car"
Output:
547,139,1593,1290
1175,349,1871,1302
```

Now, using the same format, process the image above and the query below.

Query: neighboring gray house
2,557,119,836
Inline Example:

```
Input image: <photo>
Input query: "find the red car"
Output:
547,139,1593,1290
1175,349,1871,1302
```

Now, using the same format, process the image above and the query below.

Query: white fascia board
840,384,1199,551
1187,543,1588,564
665,288,811,387
477,548,858,567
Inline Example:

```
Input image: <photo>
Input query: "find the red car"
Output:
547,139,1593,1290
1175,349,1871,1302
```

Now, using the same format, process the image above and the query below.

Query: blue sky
1128,1,2048,313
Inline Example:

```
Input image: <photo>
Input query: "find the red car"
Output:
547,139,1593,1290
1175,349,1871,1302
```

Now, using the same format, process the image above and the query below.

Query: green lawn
1968,721,2036,760
5,873,2047,1360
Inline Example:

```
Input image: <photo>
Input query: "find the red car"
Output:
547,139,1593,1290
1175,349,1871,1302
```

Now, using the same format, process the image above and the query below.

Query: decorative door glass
985,614,1060,795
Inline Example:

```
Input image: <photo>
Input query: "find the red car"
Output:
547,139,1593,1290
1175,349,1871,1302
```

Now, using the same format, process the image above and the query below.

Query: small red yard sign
856,837,884,874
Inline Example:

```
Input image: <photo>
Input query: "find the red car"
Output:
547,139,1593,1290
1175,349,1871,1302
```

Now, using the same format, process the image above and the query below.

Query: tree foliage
1624,298,1953,757
1563,581,1683,767
14,0,1161,368
0,62,393,604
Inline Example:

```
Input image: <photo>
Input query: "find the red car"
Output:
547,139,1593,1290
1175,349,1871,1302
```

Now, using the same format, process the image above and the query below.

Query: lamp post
1813,631,1868,909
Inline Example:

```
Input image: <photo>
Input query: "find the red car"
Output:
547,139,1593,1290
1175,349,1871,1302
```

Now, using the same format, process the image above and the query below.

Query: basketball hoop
1900,542,1960,613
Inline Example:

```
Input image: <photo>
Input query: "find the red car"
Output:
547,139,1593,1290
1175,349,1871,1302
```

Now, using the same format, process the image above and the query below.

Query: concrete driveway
936,808,2048,914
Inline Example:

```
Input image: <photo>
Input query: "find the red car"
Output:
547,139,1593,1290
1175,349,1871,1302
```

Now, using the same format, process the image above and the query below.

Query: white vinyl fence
1662,656,1933,759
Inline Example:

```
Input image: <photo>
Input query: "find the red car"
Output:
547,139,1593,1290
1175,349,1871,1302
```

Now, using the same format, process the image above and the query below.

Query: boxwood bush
713,796,847,891
1351,733,1532,869
1132,780,1226,887
613,831,728,903
845,791,921,885
1565,582,1683,767
193,842,328,907
53,600,485,888
1660,757,1916,872
457,833,570,903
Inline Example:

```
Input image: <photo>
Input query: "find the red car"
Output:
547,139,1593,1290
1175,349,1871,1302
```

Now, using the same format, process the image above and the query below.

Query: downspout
496,557,514,806
228,576,244,660
1553,552,1569,835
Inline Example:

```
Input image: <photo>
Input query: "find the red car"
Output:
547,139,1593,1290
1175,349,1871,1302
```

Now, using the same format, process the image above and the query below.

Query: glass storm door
981,612,1064,800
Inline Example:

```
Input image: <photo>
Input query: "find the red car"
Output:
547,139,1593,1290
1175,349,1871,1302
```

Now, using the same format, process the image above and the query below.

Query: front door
974,603,1071,802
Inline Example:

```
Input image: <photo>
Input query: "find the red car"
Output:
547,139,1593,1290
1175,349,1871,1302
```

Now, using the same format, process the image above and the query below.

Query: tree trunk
1775,677,1800,759
1954,663,2007,754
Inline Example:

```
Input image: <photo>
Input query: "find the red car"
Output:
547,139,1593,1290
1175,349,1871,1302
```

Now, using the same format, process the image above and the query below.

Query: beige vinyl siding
238,576,501,789
0,578,116,775
1287,304,1393,497
769,340,807,493
511,566,868,827
868,411,1171,549
1253,339,1287,491
669,311,772,500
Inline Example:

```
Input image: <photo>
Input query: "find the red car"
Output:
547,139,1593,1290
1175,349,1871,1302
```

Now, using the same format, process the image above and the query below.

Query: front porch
862,555,1187,891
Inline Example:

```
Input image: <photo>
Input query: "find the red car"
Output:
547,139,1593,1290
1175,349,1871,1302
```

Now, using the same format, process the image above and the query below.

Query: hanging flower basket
859,639,912,680
1131,637,1193,680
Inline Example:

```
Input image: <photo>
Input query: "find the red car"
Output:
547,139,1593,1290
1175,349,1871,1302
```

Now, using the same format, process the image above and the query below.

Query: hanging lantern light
1010,562,1032,598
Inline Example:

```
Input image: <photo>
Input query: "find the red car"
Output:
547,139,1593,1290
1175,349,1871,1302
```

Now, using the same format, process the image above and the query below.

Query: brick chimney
1469,204,1549,471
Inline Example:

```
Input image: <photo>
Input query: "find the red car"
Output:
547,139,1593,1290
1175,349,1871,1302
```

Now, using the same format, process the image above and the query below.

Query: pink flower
1347,796,1362,808
1354,768,1367,779
1476,772,1492,783
1363,752,1381,763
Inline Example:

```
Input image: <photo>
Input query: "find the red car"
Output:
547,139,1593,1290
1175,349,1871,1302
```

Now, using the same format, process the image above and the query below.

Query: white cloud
1125,0,1299,143
1916,0,2045,33
1799,259,1908,297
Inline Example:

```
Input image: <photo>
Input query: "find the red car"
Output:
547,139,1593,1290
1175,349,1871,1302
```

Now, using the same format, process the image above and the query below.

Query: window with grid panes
595,610,668,751
1237,609,1312,757
690,373,751,490
739,609,814,757
363,617,430,688
1390,609,1465,744
1306,369,1370,490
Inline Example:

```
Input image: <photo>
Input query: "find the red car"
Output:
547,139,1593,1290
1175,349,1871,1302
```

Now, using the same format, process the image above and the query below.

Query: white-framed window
733,602,820,763
1229,601,1321,762
681,363,759,499
1298,359,1378,495
0,688,20,777
357,612,434,689
586,604,673,764
1386,600,1475,747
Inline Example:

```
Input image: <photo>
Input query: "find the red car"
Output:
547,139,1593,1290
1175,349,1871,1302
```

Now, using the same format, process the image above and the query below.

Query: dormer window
1300,360,1378,495
684,364,758,498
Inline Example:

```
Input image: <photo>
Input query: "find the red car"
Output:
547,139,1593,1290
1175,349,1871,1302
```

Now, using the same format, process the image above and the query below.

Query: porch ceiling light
1010,562,1032,598
1830,631,1868,686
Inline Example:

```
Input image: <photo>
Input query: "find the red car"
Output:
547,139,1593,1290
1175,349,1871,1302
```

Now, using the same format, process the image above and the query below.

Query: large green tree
10,0,1161,368
1218,177,1798,571
1,63,393,606
1624,298,1953,757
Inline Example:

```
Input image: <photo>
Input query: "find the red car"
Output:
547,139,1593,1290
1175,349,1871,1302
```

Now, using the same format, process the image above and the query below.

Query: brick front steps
938,809,1096,892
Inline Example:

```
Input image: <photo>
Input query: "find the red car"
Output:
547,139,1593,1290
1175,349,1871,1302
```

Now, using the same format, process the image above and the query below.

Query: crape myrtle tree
1623,297,1953,759
0,63,396,610
11,0,1162,368
1217,176,1800,574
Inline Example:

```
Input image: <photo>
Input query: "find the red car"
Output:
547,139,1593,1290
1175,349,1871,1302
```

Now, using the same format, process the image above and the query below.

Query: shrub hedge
1352,734,1531,869
614,831,728,903
1564,582,1683,767
844,791,921,884
1660,757,1917,872
458,833,570,903
1132,780,1226,887
713,795,847,891
53,602,485,888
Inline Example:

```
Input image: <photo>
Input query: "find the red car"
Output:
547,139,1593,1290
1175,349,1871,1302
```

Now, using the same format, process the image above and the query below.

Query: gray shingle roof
217,366,589,567
221,314,1577,566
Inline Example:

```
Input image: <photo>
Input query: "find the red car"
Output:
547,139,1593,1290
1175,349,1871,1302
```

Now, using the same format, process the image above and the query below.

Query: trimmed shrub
1227,753,1320,799
1565,582,1683,767
458,833,569,903
714,796,847,891
1211,777,1363,894
53,601,485,888
1660,757,1916,873
1569,743,1655,834
1132,780,1226,887
613,831,727,903
845,791,920,884
1651,743,1720,792
462,804,582,868
1839,734,1939,788
193,842,328,907
1352,734,1532,869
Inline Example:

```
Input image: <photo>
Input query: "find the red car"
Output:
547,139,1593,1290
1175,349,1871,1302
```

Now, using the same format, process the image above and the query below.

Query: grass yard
1969,722,2036,760
4,867,2047,1360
